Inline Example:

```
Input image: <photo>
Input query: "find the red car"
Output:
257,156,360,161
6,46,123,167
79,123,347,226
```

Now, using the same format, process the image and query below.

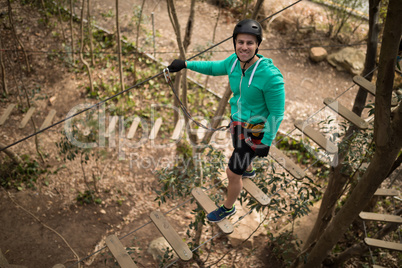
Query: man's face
235,33,258,62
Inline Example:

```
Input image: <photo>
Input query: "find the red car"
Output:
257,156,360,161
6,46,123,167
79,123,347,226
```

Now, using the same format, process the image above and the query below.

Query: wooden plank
105,116,118,138
323,98,369,130
127,117,140,139
149,211,193,261
372,265,386,268
105,235,138,268
269,146,305,179
171,118,185,140
294,120,338,154
40,109,56,130
19,107,36,129
242,178,270,206
374,189,399,197
353,76,376,96
149,117,162,140
0,104,15,126
191,187,234,234
364,238,402,251
359,212,402,223
353,76,398,106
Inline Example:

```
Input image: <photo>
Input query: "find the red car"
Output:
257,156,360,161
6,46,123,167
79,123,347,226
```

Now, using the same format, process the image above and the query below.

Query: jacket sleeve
186,59,229,76
262,70,285,146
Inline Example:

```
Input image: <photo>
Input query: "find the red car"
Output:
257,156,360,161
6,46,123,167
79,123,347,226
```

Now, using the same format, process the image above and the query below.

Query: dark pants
228,123,265,175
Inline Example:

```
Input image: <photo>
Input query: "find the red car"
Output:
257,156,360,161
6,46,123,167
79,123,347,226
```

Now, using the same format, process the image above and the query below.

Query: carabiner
163,68,172,84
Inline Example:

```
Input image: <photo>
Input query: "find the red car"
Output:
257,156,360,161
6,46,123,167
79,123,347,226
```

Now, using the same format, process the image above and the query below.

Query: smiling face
235,33,259,62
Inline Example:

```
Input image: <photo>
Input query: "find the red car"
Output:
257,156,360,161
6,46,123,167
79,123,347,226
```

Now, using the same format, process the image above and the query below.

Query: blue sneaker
207,205,236,222
242,168,256,178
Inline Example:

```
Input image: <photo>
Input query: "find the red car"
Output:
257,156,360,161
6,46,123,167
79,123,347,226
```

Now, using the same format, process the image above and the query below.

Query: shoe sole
242,174,256,178
207,210,237,223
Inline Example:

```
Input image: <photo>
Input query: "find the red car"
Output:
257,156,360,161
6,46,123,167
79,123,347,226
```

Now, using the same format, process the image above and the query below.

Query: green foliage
158,247,175,267
154,143,225,205
56,110,102,205
0,155,47,190
266,231,302,266
77,190,102,205
313,0,366,39
100,10,114,18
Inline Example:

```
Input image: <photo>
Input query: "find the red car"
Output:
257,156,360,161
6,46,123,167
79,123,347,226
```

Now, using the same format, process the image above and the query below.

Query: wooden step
127,117,140,139
364,238,402,251
105,235,138,268
353,75,376,95
323,98,368,129
294,120,338,154
218,175,270,205
374,188,399,197
171,118,185,140
191,187,234,234
359,212,402,223
0,104,15,126
269,146,306,180
150,211,193,261
40,109,56,130
353,76,398,106
149,117,162,140
243,178,270,206
19,107,36,129
105,116,118,137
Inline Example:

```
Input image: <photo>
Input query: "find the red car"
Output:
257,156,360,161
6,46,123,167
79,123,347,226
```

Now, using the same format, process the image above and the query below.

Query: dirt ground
0,0,374,267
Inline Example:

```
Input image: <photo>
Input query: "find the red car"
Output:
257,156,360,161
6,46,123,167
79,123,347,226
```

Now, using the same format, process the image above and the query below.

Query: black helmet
233,19,263,46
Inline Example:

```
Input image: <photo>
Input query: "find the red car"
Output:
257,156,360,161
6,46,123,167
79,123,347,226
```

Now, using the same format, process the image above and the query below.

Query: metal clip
163,68,171,83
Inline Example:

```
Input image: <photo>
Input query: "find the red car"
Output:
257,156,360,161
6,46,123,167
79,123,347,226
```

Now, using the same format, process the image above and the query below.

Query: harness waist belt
232,121,265,132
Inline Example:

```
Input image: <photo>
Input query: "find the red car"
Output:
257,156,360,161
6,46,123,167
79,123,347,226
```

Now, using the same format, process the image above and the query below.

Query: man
168,19,285,222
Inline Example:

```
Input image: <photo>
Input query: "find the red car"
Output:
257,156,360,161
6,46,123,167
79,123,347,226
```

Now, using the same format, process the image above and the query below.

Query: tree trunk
302,0,402,266
302,0,382,252
69,0,75,64
116,0,124,92
350,0,381,118
87,0,94,66
201,84,231,145
57,0,67,42
0,36,7,95
251,0,265,20
79,0,93,92
242,0,249,19
203,6,221,90
133,0,146,83
7,0,30,73
183,0,196,51
166,0,197,143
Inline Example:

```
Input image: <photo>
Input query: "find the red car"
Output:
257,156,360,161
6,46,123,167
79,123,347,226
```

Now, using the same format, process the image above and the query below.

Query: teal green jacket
186,53,285,146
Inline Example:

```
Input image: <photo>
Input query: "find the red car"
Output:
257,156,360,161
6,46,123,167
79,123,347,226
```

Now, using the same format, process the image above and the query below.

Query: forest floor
2,0,396,268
